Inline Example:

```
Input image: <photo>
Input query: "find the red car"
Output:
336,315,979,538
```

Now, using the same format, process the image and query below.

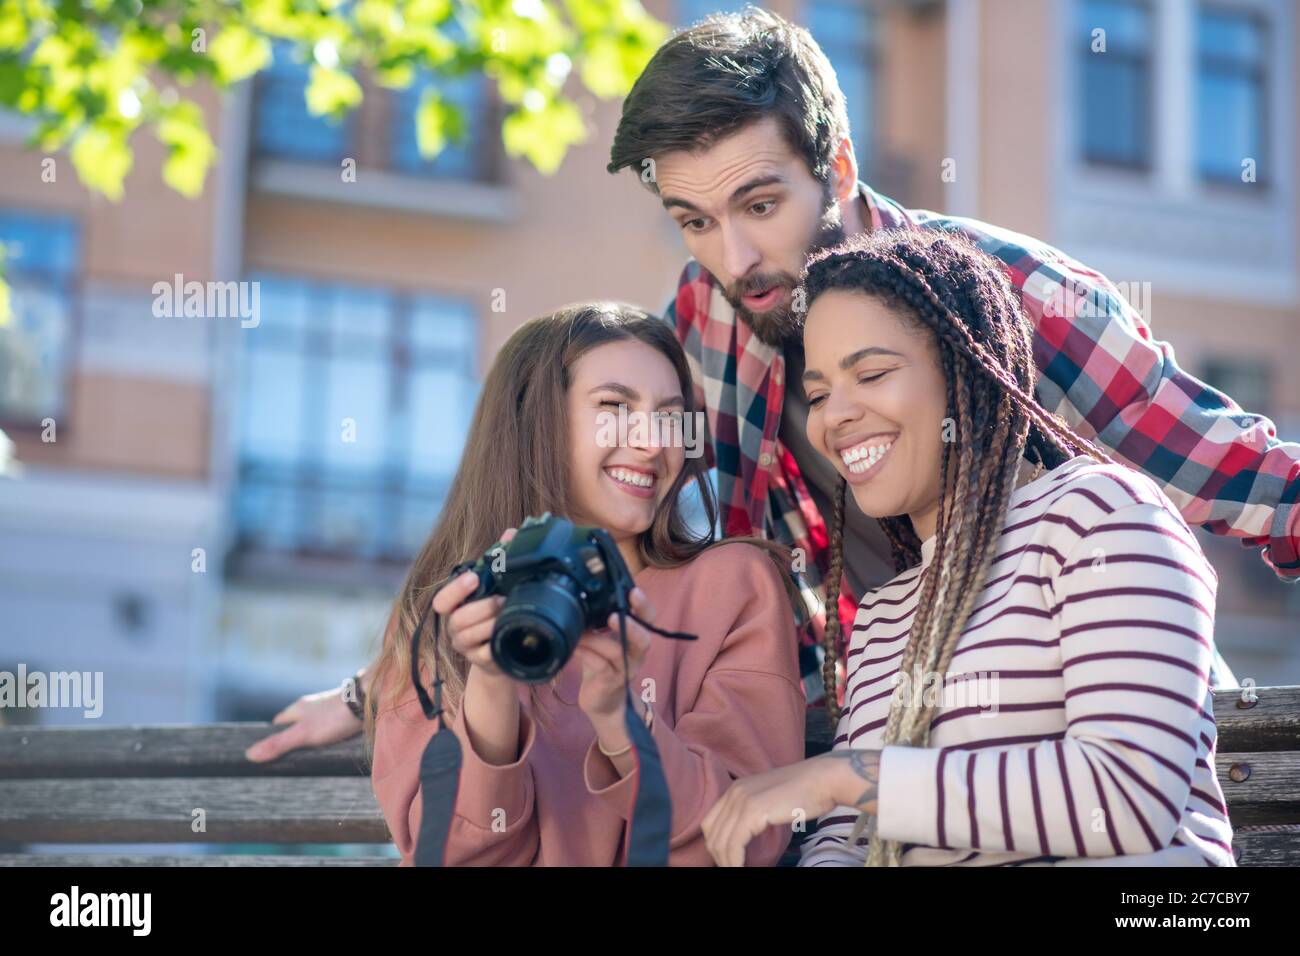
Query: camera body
450,513,636,683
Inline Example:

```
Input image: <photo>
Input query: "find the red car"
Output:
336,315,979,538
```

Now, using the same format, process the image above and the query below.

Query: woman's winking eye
805,368,893,408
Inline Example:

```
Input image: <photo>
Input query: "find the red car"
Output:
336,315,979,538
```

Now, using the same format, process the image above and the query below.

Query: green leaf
70,126,132,200
157,101,216,198
373,60,415,89
415,87,446,157
403,0,454,27
578,34,630,99
209,24,271,84
414,87,466,158
305,63,363,119
502,96,585,175
0,6,29,53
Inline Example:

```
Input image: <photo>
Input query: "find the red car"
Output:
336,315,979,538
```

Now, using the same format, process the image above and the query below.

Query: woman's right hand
444,529,526,766
437,527,517,682
244,686,363,763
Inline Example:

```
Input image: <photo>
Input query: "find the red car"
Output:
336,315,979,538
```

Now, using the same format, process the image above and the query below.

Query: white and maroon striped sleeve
874,500,1218,858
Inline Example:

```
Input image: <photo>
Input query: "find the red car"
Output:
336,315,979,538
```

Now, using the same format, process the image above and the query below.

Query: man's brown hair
607,7,850,186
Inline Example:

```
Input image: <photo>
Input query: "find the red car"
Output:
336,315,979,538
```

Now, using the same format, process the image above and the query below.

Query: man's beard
722,190,849,349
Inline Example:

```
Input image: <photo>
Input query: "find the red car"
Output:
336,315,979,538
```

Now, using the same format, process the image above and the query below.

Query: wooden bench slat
0,724,370,779
0,853,399,867
776,826,1300,867
1,687,1294,779
1215,751,1300,826
0,777,388,844
1212,685,1300,752
1231,826,1300,867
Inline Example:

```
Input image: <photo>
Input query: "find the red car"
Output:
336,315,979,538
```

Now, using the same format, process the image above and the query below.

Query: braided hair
800,228,1115,866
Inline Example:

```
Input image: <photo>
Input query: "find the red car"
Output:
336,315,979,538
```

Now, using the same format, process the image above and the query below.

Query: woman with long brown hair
365,302,805,866
701,229,1233,866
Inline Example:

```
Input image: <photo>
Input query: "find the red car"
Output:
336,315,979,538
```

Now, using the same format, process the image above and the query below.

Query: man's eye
750,200,775,216
681,218,708,232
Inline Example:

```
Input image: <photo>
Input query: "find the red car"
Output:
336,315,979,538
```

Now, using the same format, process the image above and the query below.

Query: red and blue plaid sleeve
946,219,1300,581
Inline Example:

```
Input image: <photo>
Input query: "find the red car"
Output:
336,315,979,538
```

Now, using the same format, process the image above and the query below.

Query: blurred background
0,0,1296,742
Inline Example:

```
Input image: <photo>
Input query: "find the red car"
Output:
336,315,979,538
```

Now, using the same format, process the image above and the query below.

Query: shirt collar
855,179,919,233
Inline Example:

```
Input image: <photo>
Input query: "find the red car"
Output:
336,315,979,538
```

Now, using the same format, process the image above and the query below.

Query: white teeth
608,467,654,488
840,440,893,474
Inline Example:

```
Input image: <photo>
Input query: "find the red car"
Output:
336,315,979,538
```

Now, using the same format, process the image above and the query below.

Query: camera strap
409,590,462,868
612,607,671,866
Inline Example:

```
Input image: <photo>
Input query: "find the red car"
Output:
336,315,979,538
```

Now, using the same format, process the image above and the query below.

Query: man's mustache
724,272,800,308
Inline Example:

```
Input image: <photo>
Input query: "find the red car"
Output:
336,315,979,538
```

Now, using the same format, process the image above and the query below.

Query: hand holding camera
573,586,656,730
434,526,518,688
432,514,694,765
435,516,660,722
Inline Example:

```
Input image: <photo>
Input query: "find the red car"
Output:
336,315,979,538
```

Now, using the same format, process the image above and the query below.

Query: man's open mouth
740,285,785,312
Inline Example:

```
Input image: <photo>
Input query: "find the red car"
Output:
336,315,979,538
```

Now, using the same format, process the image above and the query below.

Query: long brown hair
363,302,795,754
801,230,1115,866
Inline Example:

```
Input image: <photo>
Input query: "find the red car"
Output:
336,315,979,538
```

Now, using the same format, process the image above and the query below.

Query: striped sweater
800,456,1235,867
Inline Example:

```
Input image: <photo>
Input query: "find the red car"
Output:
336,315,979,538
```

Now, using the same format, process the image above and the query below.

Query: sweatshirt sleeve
873,501,1218,858
371,686,542,866
580,545,807,866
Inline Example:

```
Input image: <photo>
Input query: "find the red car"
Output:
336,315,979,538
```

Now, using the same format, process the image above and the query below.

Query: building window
805,0,877,178
390,70,490,181
1197,6,1267,185
253,41,352,164
235,275,477,563
1078,0,1153,169
0,211,78,425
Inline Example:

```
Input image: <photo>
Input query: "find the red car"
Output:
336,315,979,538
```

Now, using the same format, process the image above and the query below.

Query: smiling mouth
604,466,658,497
838,438,895,477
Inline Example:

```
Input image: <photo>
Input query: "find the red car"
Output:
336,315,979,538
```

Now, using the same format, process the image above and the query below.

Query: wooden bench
2,685,1297,866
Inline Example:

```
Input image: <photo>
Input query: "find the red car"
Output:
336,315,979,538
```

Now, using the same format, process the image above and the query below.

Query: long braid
820,476,848,721
801,229,1116,867
879,515,921,572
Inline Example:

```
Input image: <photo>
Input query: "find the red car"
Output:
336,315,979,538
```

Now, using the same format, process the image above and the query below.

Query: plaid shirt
665,182,1300,659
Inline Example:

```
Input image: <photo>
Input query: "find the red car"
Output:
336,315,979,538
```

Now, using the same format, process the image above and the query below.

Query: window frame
1196,3,1269,188
231,273,478,568
1077,0,1157,171
0,210,82,435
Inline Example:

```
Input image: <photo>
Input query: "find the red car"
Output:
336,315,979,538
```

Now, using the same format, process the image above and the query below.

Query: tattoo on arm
822,749,880,809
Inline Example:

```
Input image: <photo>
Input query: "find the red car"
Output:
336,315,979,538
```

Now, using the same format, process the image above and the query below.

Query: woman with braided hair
701,228,1234,867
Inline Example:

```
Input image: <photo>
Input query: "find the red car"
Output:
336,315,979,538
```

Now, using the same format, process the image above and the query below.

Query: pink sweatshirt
370,540,806,866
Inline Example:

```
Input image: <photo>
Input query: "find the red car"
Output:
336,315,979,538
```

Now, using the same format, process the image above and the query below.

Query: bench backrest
2,686,1297,866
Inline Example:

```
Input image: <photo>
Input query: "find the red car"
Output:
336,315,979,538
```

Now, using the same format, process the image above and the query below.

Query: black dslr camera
449,513,637,683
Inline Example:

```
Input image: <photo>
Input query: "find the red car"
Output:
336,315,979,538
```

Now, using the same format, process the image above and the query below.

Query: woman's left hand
573,587,655,728
701,758,845,867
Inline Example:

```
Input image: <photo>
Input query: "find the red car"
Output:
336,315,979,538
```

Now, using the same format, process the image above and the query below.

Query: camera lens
491,574,587,682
